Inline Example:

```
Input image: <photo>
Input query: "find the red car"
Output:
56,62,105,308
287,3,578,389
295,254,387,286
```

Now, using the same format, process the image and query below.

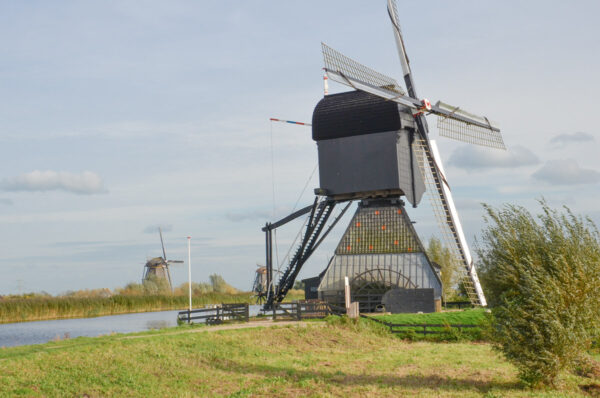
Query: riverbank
1,317,597,397
0,291,303,324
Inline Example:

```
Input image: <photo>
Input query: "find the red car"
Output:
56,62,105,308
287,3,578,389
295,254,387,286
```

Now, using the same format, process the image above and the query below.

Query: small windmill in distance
142,227,183,291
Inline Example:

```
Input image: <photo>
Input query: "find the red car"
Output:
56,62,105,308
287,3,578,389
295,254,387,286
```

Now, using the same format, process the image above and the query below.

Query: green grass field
0,317,597,397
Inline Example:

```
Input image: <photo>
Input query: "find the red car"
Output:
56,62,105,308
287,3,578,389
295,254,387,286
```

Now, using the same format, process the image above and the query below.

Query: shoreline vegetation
0,273,303,324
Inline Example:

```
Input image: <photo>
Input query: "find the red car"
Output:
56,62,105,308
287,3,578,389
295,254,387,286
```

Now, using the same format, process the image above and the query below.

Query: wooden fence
177,303,249,325
443,301,473,310
271,301,331,321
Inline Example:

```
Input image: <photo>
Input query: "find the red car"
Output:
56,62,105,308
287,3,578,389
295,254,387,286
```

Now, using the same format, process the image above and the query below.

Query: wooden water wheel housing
350,268,416,313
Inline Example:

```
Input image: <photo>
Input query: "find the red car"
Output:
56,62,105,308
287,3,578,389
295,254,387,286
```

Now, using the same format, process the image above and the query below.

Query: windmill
252,265,283,304
261,0,505,310
142,227,184,291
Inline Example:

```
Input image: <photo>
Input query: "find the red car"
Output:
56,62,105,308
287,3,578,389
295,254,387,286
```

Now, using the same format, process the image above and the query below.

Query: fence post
273,304,276,321
296,303,302,321
245,303,249,322
423,325,427,335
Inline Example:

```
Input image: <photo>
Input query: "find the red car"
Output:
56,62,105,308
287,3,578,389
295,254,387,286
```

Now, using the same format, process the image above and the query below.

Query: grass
0,317,597,397
370,309,488,341
0,291,304,324
374,308,487,325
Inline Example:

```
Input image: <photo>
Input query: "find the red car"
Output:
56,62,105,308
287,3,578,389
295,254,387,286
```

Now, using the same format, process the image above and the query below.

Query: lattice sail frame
435,101,505,150
322,43,405,95
413,139,483,305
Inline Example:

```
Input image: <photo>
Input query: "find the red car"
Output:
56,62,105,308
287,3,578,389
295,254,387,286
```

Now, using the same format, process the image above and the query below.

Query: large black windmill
261,0,505,311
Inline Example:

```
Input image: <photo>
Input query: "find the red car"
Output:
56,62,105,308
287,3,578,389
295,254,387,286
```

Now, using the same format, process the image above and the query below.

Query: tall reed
0,292,254,324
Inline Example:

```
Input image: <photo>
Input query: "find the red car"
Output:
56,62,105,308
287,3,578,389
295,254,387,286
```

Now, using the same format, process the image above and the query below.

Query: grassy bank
0,291,304,324
1,318,597,397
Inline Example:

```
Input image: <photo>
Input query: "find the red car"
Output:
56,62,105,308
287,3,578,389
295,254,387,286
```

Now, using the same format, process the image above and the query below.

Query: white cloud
549,132,595,146
0,198,13,205
447,145,539,170
0,171,107,195
532,159,600,185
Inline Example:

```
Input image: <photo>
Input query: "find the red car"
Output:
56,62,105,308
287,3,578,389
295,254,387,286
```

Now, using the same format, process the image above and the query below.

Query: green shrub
427,237,461,300
477,201,600,386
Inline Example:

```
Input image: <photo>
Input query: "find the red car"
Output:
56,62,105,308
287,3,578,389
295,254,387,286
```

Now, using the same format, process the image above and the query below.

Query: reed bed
0,290,305,324
0,293,253,324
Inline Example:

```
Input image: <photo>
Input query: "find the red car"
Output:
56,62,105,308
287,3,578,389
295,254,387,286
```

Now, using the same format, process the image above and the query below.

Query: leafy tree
142,274,171,295
477,201,600,386
293,280,305,290
209,274,238,294
427,237,460,301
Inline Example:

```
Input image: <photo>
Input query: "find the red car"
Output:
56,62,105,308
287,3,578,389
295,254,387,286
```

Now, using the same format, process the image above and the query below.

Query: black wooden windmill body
262,0,505,310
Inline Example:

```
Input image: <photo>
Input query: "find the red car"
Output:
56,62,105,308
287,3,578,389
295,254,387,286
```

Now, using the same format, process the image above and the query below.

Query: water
0,305,263,348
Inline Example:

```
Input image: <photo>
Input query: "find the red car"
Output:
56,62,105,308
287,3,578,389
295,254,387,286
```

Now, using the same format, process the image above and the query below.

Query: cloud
225,210,272,223
143,224,173,234
0,171,106,195
549,132,595,146
0,198,13,205
447,145,539,170
532,159,600,185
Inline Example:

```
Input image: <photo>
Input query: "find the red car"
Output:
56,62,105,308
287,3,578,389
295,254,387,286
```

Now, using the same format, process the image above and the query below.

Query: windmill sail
435,101,505,149
414,139,486,305
386,0,487,305
322,43,405,95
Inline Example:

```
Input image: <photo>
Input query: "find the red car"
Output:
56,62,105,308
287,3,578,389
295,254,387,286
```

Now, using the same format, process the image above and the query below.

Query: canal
0,305,264,347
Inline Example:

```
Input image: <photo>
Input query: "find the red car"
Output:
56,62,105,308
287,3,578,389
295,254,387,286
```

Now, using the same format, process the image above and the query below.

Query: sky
0,1,599,295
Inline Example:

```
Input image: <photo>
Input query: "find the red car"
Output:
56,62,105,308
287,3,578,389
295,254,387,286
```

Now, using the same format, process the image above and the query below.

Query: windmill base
316,198,442,313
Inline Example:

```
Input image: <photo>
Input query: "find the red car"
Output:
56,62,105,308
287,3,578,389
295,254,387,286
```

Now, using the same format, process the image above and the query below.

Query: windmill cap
312,91,410,141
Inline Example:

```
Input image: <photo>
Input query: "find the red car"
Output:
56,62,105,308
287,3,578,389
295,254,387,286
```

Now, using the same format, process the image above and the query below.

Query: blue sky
1,1,599,294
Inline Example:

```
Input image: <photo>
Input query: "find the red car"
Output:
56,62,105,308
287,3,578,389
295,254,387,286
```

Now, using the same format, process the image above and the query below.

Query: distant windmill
142,227,183,291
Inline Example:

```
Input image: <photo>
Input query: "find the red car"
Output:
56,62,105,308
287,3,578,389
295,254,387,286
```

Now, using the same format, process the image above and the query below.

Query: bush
209,274,238,294
477,201,600,386
427,237,460,300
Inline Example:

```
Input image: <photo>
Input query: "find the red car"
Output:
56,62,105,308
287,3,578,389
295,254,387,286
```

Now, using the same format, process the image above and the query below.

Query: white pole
344,276,350,310
187,236,192,321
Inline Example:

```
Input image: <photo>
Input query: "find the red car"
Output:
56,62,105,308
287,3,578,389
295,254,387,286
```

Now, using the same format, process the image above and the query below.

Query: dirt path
119,320,324,340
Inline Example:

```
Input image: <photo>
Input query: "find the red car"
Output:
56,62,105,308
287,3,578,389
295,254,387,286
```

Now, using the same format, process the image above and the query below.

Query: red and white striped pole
269,118,312,127
323,73,329,96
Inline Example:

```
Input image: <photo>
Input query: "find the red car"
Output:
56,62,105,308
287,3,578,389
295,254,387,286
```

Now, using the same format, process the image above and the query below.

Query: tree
477,201,600,386
209,274,238,294
141,274,172,295
427,236,460,301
